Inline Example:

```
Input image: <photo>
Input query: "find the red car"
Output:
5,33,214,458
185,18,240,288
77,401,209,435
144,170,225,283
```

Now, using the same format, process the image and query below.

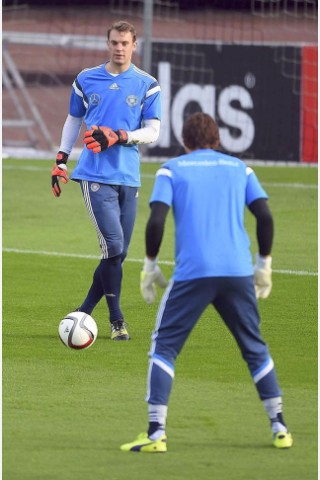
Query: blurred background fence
2,0,318,163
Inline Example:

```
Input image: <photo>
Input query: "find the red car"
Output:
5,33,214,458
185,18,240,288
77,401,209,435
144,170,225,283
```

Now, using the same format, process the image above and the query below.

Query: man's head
182,112,220,151
107,21,137,72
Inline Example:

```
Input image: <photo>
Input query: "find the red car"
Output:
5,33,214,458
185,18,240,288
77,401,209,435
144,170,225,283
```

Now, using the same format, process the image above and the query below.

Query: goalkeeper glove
140,257,168,304
83,125,128,153
254,254,272,299
52,151,69,197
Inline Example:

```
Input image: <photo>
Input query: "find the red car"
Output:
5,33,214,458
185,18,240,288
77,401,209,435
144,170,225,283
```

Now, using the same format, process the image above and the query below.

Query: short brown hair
107,21,137,42
182,112,220,151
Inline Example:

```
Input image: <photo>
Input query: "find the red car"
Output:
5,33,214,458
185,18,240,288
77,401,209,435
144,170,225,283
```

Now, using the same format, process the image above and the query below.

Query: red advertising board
301,46,318,163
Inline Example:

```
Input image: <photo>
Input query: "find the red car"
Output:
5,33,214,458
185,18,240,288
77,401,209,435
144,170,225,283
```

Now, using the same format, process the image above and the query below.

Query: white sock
263,397,287,433
263,396,282,418
271,422,287,434
148,404,168,439
148,404,168,425
149,430,165,440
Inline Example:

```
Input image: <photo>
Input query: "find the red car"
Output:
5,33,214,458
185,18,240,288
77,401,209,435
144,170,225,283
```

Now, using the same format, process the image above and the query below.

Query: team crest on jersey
109,83,119,90
90,183,100,192
126,95,138,107
89,93,100,106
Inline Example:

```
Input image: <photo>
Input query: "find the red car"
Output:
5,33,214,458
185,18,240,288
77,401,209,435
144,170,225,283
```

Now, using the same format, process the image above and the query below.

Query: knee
153,346,178,366
120,251,127,263
102,254,122,266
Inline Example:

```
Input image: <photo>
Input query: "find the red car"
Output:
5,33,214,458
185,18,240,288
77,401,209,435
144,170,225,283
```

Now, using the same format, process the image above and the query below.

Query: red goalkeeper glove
52,151,69,197
83,125,128,153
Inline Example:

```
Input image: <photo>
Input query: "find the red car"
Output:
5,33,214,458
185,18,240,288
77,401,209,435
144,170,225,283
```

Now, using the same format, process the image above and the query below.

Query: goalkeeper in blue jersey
51,21,161,340
120,112,293,452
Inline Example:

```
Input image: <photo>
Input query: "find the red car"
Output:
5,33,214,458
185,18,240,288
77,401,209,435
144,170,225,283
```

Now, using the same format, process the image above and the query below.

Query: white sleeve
126,119,160,145
59,114,83,154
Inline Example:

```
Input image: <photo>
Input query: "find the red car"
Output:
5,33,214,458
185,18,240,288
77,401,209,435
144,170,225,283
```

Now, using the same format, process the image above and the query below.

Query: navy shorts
151,275,270,375
80,181,138,259
147,276,281,403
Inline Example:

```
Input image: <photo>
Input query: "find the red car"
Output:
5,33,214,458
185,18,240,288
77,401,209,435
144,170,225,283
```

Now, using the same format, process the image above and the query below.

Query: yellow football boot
120,433,167,453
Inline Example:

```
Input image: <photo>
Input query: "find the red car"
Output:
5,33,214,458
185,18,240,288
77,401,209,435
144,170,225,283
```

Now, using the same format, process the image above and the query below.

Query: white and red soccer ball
59,311,98,350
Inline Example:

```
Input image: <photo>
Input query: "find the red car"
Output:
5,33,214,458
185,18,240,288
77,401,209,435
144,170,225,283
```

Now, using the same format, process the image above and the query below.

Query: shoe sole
121,443,167,453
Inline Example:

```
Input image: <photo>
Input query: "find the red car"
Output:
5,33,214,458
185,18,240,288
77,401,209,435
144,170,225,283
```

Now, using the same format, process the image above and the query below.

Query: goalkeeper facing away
51,21,161,340
120,112,293,452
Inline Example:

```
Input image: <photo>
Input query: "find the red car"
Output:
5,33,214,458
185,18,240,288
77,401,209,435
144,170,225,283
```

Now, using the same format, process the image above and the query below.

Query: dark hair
182,112,220,150
107,21,137,42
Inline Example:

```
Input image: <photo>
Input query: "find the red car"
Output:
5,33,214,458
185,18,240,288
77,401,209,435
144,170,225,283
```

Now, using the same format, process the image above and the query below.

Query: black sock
148,422,164,437
271,412,287,427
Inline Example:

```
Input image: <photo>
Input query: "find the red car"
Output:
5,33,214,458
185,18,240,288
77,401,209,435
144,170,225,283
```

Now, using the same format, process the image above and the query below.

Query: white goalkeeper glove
140,257,168,304
254,254,272,299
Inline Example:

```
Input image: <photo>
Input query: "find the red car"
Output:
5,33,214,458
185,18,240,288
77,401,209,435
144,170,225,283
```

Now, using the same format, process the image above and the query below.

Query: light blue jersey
150,149,268,280
70,62,161,186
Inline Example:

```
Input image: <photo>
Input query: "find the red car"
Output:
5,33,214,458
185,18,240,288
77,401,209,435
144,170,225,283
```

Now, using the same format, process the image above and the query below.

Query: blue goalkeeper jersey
150,149,268,280
69,62,161,186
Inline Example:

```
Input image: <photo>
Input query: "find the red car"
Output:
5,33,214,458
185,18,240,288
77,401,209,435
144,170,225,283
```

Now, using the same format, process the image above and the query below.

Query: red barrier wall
301,46,318,163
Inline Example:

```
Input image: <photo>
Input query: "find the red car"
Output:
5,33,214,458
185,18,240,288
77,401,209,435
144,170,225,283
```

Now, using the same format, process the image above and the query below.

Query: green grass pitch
2,159,317,480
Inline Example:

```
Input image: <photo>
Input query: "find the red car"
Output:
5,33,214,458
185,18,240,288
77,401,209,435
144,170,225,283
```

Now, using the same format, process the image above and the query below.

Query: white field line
2,248,317,277
2,164,318,189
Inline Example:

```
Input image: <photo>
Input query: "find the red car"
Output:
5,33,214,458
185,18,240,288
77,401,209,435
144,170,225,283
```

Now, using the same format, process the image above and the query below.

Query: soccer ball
58,311,98,350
